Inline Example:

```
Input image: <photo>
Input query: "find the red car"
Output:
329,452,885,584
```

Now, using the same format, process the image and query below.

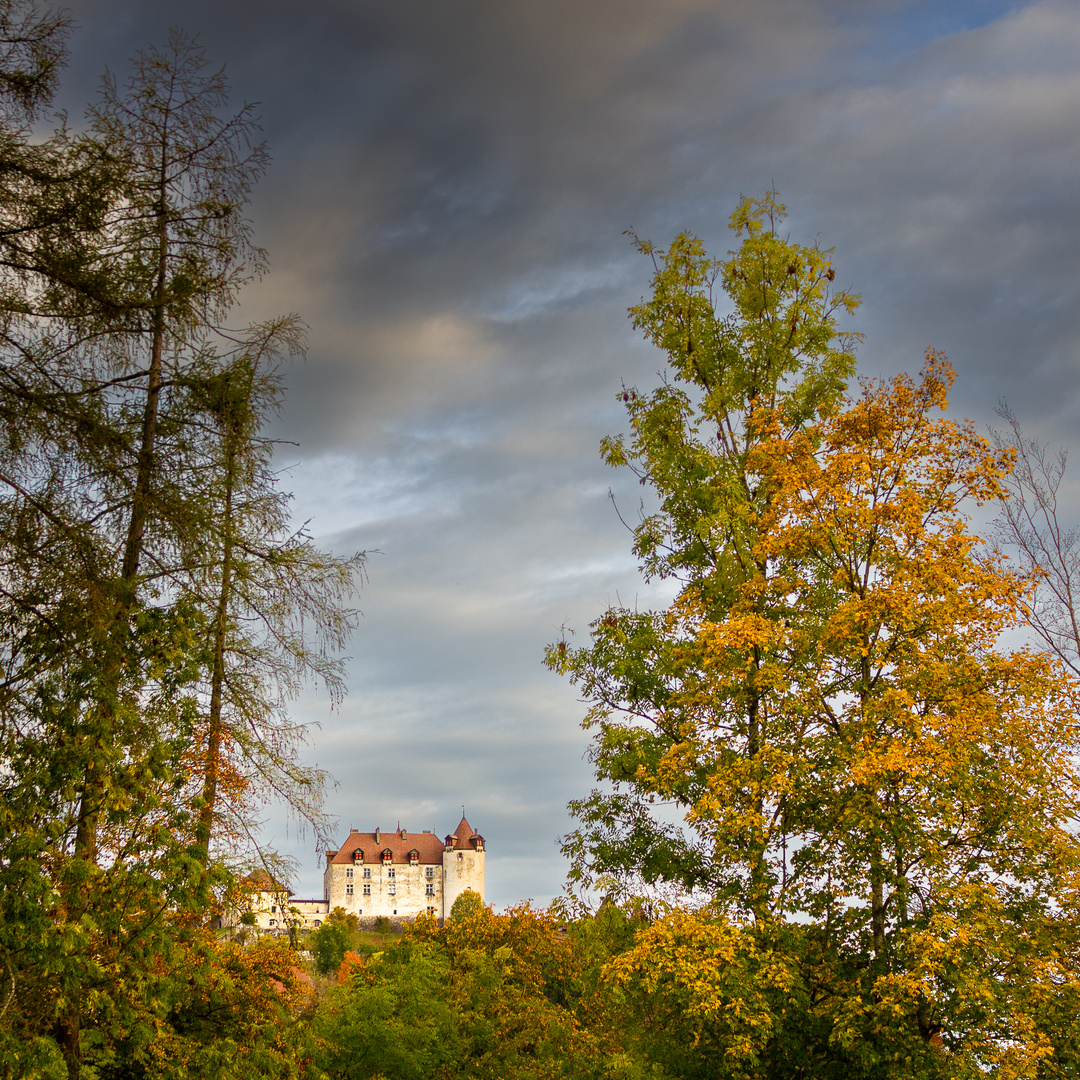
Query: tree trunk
196,431,237,865
62,185,168,1080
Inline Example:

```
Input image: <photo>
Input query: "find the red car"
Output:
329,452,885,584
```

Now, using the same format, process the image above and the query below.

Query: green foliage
449,888,484,920
314,939,462,1080
0,1034,68,1080
157,934,313,1078
549,192,861,904
329,907,360,931
604,909,795,1080
312,916,354,977
311,903,646,1080
0,15,359,1076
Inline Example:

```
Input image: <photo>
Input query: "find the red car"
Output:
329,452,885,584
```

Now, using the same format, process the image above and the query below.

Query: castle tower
441,814,485,918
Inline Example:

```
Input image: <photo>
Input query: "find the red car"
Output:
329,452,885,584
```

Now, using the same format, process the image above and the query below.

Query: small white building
231,871,330,933
324,816,485,922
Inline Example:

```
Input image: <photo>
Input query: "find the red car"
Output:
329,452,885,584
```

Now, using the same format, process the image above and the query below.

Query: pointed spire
453,814,474,848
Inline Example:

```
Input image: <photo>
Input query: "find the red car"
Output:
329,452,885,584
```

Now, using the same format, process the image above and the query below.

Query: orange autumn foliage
336,949,367,984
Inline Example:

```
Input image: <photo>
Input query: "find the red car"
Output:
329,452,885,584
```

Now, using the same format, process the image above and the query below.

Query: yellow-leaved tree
549,195,1080,1077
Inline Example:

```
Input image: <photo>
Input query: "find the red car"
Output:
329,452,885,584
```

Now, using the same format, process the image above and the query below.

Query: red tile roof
452,815,476,848
242,869,290,892
326,828,446,865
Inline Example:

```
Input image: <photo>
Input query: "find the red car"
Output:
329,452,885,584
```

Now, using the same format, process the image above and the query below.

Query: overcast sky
52,0,1080,907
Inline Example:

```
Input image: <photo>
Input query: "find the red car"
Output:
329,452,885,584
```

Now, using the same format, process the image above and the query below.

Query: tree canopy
548,194,1080,1075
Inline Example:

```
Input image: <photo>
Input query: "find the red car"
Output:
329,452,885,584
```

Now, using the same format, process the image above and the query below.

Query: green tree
186,328,361,869
0,0,69,121
449,888,485,920
603,909,794,1080
315,939,463,1080
36,37,278,1073
312,913,354,977
406,901,614,1080
549,192,860,911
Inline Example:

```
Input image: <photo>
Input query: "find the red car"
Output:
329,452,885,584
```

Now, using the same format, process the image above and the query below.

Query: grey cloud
51,0,1080,904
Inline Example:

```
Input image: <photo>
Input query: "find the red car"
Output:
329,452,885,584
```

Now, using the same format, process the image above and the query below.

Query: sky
49,0,1080,907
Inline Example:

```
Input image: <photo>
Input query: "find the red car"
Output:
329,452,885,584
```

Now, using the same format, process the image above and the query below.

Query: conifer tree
186,323,361,867
0,29,360,1076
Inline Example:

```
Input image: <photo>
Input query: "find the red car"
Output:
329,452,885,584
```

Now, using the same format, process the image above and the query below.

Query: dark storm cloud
54,0,849,446
52,0,1080,903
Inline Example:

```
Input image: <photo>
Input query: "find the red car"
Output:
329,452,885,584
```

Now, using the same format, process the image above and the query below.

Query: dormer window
352,849,364,864
381,849,393,864
408,850,419,864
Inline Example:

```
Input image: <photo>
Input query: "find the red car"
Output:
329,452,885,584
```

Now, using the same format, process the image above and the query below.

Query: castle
241,815,485,932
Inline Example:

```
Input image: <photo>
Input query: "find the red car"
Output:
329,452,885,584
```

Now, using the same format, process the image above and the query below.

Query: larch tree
0,28,361,1078
186,323,362,869
30,35,277,1074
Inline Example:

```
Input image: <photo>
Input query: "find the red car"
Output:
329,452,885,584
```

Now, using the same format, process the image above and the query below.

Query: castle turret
441,814,486,918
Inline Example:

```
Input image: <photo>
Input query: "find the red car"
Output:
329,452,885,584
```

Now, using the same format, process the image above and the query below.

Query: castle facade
324,815,485,921
234,816,485,932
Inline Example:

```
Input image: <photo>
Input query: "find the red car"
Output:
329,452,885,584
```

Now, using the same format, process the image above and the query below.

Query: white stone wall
325,859,444,919
321,823,485,923
442,848,484,918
